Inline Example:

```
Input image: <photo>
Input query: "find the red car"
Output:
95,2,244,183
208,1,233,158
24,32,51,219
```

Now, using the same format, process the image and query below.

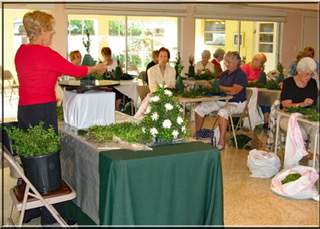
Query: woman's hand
88,62,108,75
303,98,314,107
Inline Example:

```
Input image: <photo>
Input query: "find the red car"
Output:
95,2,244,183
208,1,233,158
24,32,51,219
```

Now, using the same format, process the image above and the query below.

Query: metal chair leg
229,115,238,149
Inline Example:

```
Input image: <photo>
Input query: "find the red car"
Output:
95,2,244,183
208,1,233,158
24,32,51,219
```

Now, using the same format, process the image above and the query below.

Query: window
195,19,279,72
204,20,225,45
67,15,178,73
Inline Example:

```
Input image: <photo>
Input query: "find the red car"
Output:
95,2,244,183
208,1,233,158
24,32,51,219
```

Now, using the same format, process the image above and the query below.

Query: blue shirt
219,67,247,103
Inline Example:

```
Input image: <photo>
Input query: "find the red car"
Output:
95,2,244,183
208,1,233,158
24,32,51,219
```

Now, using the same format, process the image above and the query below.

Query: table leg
313,132,318,169
274,113,281,155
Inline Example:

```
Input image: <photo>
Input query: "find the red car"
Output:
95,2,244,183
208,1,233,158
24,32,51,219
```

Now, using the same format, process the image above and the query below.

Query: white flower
181,126,186,133
150,128,158,137
150,96,160,102
159,83,165,88
165,103,173,111
142,127,146,133
162,119,172,129
177,116,184,125
164,89,173,97
172,130,179,139
151,112,159,121
145,106,151,114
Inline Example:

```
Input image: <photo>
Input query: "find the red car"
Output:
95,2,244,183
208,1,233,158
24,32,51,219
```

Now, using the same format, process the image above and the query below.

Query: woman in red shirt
241,53,267,82
14,10,107,225
15,10,107,132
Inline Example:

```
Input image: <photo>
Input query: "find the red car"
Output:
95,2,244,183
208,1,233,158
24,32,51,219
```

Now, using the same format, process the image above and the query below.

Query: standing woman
14,10,107,225
15,10,107,133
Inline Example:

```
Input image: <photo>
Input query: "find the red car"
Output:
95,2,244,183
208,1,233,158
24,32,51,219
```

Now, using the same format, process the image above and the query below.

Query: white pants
195,100,247,119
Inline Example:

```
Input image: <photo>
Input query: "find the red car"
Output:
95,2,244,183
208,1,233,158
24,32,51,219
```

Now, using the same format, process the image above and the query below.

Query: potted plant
5,122,62,194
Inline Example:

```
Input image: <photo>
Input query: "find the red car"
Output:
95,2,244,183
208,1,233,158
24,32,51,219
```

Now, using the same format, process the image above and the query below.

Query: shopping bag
247,149,281,178
271,165,319,200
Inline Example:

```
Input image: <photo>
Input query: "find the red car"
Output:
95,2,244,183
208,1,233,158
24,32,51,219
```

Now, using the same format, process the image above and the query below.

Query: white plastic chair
2,144,76,226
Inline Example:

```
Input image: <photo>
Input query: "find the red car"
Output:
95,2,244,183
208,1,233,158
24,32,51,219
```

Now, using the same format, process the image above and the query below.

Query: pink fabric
241,63,261,81
283,113,308,169
15,44,89,105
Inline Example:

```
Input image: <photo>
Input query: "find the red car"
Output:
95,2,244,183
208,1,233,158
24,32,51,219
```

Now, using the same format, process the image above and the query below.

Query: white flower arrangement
141,87,188,142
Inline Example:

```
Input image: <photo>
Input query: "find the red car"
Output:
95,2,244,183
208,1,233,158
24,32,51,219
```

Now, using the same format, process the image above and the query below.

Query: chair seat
10,180,76,211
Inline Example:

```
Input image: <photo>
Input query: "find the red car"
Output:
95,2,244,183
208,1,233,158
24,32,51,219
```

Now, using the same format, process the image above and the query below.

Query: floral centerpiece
140,86,188,143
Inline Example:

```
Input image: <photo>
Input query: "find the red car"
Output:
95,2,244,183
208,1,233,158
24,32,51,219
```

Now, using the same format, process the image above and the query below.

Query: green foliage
181,84,212,98
129,54,142,67
281,173,301,185
175,76,184,94
230,134,252,149
188,56,195,77
5,122,60,158
128,23,142,36
175,52,184,78
248,79,281,90
189,70,218,80
87,122,150,144
140,87,188,142
257,71,267,85
285,106,320,122
108,20,125,36
57,106,64,122
69,19,95,35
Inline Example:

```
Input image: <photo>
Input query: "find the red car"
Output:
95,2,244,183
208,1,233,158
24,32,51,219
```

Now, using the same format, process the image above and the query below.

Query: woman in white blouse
135,47,176,119
195,50,215,75
147,47,176,93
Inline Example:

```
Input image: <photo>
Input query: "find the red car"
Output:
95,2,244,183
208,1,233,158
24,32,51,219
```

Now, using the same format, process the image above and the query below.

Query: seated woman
241,53,270,128
69,50,82,66
194,51,248,150
279,57,318,155
195,50,215,75
211,48,225,77
145,50,159,85
134,47,176,119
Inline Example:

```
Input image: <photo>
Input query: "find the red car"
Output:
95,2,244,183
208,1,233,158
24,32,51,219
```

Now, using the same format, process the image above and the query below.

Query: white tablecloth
63,90,115,129
114,79,143,106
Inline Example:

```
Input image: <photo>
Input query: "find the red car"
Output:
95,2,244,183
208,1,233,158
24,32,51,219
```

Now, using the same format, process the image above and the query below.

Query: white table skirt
63,90,115,129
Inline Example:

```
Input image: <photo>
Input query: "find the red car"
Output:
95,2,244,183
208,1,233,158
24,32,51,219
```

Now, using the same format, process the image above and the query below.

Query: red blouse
241,63,261,81
15,44,88,106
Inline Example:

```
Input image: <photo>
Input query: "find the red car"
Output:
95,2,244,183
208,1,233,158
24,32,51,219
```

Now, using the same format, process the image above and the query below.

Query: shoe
196,129,214,139
216,144,225,150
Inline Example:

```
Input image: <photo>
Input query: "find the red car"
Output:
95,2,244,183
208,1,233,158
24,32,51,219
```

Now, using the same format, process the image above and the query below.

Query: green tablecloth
65,142,223,225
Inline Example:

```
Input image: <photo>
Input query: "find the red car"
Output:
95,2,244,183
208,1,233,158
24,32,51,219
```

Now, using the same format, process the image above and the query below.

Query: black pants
18,102,68,225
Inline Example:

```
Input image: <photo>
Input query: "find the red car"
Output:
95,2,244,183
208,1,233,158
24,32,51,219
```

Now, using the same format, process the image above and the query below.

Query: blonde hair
23,10,54,40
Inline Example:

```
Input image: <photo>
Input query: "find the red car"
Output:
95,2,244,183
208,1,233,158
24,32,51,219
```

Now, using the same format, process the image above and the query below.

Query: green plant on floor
57,105,64,121
5,122,60,158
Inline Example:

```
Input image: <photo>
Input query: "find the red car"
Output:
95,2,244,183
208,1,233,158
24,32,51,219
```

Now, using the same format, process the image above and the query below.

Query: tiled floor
1,103,319,226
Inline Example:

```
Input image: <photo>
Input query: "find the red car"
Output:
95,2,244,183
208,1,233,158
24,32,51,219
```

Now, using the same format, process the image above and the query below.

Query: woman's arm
220,84,243,95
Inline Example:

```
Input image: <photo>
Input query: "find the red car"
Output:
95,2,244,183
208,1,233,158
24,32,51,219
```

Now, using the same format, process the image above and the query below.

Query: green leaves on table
188,70,218,80
248,79,281,90
87,122,151,144
180,85,212,98
281,173,301,185
285,106,320,122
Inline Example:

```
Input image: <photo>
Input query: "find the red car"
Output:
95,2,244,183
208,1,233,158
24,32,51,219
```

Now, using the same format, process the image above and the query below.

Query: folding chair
2,70,19,101
2,144,76,226
210,88,253,149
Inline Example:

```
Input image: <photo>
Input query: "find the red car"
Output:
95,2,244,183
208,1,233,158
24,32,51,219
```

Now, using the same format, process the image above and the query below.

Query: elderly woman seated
195,50,215,75
279,57,318,154
194,51,248,150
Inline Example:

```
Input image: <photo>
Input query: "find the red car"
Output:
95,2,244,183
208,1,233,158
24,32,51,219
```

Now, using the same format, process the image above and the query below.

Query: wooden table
274,110,319,168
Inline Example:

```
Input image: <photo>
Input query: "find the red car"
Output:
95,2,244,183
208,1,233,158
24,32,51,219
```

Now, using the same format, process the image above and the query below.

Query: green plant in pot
188,55,195,77
5,122,62,194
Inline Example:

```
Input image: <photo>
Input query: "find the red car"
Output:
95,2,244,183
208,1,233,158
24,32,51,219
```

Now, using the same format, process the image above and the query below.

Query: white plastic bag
247,149,281,178
271,165,319,200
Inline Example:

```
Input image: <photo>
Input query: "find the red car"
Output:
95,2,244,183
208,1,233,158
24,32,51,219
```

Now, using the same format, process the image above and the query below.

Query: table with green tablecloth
60,125,223,225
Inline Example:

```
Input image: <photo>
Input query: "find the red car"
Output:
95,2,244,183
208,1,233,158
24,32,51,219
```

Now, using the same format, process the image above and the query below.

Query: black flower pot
20,151,62,194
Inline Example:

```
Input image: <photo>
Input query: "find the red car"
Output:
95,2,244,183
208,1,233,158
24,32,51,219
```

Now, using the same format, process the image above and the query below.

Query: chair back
3,70,18,86
137,85,150,101
138,71,147,84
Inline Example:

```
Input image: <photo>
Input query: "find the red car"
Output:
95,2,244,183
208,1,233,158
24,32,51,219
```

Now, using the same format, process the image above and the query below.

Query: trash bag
247,149,281,178
271,165,319,200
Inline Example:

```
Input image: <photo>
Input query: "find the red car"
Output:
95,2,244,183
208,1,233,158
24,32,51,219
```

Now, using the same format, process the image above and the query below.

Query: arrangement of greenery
82,28,91,54
247,79,281,90
281,173,301,185
87,122,149,144
188,55,195,77
5,122,60,158
189,70,218,80
175,52,184,78
140,86,189,142
285,106,320,122
180,84,212,98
